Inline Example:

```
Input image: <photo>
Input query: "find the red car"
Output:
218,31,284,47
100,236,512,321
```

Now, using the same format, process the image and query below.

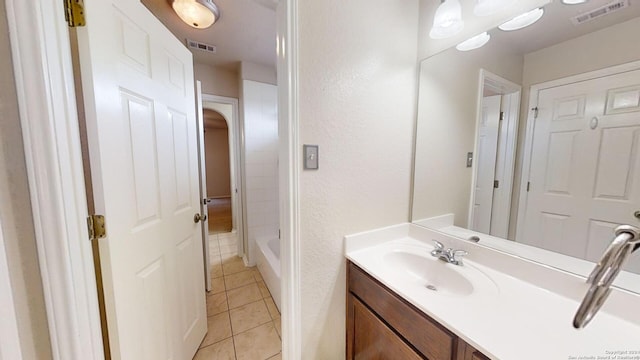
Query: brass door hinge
64,0,86,27
87,215,106,241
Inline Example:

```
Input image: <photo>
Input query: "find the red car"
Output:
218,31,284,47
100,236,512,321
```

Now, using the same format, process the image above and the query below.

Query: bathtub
256,236,281,312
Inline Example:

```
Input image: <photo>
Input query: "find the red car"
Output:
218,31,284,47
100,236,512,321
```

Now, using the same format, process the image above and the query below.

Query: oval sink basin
383,250,487,297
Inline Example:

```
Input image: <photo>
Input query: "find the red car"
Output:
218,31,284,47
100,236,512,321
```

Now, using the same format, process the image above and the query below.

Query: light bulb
429,0,465,39
456,32,491,51
498,8,544,31
172,0,220,29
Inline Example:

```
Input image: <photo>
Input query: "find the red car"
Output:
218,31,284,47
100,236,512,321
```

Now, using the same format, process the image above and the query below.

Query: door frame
201,94,245,258
5,0,105,358
515,60,640,242
468,69,521,237
6,0,302,359
0,217,23,360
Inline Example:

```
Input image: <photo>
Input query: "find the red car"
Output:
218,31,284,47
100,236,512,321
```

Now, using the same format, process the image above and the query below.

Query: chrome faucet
431,240,468,266
573,225,640,329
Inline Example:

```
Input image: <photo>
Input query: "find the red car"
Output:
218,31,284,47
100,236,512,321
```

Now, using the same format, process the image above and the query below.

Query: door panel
77,0,206,359
523,69,640,272
472,95,501,234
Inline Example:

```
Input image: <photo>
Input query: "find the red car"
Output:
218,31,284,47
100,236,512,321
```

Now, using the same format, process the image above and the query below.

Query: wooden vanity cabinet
346,261,490,360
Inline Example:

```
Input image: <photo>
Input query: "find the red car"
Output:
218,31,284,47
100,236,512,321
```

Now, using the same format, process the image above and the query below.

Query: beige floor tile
267,353,282,360
219,243,237,254
224,270,255,290
200,312,232,348
219,236,237,246
219,251,237,263
252,269,264,282
194,338,235,360
264,297,280,320
210,264,223,279
206,292,228,316
229,300,271,335
257,281,271,299
211,277,226,294
222,256,248,275
227,283,263,309
234,322,281,360
273,319,281,338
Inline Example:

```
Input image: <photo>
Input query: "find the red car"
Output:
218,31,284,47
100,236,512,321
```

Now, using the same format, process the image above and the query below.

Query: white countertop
345,224,640,360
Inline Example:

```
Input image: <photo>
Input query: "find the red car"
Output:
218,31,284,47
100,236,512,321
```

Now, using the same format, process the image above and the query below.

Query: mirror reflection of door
521,69,640,273
471,72,521,239
203,109,233,234
472,94,501,234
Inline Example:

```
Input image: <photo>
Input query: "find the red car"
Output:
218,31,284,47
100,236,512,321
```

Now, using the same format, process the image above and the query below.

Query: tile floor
194,232,282,360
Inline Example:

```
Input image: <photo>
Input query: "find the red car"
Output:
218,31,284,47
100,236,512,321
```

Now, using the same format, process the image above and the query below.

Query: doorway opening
469,70,521,239
203,108,233,234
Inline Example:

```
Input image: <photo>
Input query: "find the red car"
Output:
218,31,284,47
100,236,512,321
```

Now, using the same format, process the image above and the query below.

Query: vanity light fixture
456,32,491,51
562,0,589,4
498,7,544,31
473,0,512,16
172,0,220,29
429,0,465,39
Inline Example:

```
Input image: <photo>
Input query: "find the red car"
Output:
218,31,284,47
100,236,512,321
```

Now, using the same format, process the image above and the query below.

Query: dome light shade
429,0,465,39
172,0,220,29
498,8,544,31
473,0,513,17
562,0,589,4
456,32,491,51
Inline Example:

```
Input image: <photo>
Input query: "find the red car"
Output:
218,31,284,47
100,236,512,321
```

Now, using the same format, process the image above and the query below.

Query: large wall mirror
412,0,640,293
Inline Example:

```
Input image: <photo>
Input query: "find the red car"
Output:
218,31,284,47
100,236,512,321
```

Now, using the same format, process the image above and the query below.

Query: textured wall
297,0,419,357
0,2,52,358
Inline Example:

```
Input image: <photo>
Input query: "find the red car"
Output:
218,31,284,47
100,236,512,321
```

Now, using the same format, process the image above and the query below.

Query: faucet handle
432,240,444,250
451,250,468,264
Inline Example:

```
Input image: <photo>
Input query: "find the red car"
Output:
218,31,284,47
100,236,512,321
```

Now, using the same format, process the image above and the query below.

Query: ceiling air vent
571,0,630,25
187,39,217,54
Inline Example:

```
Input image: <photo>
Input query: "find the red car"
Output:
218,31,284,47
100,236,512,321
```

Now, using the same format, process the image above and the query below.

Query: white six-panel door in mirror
522,69,640,273
472,95,501,234
77,0,206,359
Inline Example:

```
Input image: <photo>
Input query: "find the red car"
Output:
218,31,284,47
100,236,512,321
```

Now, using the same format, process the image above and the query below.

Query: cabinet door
350,296,422,360
457,340,490,360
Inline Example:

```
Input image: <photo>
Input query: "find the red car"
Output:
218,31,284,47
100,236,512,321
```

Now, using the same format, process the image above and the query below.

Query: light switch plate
466,152,473,168
303,145,319,170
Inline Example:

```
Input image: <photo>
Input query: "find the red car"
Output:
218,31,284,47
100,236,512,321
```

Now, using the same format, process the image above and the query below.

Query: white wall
240,61,277,85
194,62,240,99
0,2,52,358
297,0,419,357
413,38,524,228
242,80,279,265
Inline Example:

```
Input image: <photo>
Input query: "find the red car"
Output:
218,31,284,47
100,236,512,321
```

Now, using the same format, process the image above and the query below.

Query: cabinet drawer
352,296,423,360
348,262,455,360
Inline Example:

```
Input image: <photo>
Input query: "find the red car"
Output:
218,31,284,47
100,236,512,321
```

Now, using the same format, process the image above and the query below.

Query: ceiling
491,0,640,55
141,0,277,70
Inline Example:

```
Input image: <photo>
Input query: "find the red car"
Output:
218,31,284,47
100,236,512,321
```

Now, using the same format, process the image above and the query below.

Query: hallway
195,232,281,360
208,198,233,234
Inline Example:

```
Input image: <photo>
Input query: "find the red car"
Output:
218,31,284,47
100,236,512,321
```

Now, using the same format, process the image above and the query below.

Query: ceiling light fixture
498,7,544,31
473,0,512,16
562,0,589,4
429,0,465,39
456,32,491,51
172,0,220,29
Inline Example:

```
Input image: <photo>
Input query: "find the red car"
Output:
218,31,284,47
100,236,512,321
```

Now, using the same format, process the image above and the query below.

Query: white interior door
522,69,640,272
196,82,211,292
472,95,501,233
76,1,206,359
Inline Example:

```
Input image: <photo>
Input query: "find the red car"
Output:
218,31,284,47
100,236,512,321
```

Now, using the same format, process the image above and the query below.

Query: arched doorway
203,109,233,233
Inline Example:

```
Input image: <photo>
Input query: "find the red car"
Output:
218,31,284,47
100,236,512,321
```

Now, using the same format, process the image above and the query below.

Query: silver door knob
194,213,206,223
